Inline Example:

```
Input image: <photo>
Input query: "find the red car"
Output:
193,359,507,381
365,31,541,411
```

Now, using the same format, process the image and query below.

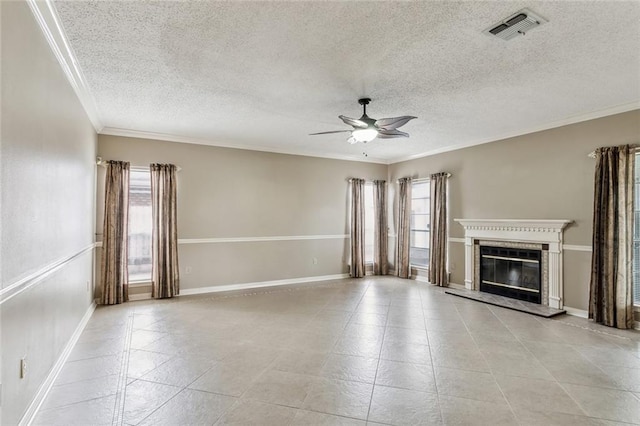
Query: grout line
111,311,134,426
365,283,392,423
420,285,445,423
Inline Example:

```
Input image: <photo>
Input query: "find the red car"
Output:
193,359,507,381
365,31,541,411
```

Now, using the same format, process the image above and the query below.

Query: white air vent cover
484,8,548,40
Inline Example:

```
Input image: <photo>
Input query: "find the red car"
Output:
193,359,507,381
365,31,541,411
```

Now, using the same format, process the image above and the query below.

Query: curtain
100,161,130,305
373,180,388,275
589,145,634,329
350,178,365,278
150,164,180,298
397,177,412,278
429,172,449,286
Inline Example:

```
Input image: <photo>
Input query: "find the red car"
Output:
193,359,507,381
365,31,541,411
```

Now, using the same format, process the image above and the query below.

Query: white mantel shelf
453,219,573,309
454,219,572,233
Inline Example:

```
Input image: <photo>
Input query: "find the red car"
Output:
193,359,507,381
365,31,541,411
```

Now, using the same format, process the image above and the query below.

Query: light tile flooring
33,277,640,425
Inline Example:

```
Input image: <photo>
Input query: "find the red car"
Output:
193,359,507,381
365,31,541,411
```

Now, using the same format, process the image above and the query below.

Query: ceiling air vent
483,8,547,41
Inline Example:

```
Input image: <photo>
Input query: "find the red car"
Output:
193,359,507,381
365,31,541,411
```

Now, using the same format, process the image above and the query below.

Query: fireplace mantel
454,219,573,309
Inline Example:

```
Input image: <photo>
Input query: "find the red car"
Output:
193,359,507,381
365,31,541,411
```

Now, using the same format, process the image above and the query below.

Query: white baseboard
447,282,466,290
129,293,152,301
179,274,350,296
563,306,588,318
20,301,96,426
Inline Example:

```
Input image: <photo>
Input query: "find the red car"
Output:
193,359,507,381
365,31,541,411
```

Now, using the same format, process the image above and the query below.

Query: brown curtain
100,161,130,305
350,178,365,278
397,177,412,278
429,172,449,286
589,145,634,329
373,180,388,275
150,164,180,298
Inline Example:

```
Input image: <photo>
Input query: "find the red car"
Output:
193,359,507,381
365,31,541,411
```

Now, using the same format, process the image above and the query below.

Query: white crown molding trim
99,127,389,165
19,301,96,426
1,243,95,305
563,244,592,252
177,234,348,244
26,0,102,132
448,237,465,243
388,102,640,164
563,307,588,318
179,273,350,296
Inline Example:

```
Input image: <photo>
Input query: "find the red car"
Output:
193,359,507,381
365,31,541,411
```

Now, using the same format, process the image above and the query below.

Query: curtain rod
588,145,640,158
346,178,386,182
96,157,182,172
397,173,452,183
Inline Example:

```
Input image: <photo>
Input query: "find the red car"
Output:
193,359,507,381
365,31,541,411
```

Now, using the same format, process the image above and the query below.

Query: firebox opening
480,246,542,304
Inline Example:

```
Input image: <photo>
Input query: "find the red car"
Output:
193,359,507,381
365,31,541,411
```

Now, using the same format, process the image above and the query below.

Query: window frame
410,179,430,269
128,167,153,283
364,182,375,264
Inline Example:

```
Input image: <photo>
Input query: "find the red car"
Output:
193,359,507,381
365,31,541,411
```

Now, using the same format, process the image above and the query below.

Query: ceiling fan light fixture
352,128,378,143
309,98,416,144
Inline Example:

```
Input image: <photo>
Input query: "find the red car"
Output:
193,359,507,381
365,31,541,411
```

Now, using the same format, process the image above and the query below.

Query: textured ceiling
53,1,640,163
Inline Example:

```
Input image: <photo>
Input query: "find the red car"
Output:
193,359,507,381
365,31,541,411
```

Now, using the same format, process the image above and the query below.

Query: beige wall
388,110,640,311
97,135,387,291
1,2,97,424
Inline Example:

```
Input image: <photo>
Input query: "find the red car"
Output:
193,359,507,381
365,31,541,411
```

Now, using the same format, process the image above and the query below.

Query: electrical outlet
312,258,318,265
20,358,27,379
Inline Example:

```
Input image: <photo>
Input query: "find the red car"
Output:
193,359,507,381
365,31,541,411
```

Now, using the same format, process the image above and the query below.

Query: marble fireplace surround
454,219,573,309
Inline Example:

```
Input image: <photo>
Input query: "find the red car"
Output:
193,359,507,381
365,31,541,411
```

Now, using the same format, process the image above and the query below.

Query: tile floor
33,277,640,425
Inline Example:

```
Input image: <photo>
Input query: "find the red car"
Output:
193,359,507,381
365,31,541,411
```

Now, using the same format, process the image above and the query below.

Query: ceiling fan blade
377,129,409,139
339,115,368,129
309,130,353,135
375,116,417,130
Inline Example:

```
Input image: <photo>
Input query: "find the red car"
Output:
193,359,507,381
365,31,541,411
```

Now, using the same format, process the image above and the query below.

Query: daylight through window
410,181,430,267
128,169,152,282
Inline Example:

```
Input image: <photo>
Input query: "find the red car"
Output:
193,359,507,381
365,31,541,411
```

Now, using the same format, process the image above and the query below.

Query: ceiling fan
310,98,417,144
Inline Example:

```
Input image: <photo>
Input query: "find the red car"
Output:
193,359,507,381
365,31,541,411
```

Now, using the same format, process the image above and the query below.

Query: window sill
129,280,151,288
411,265,429,271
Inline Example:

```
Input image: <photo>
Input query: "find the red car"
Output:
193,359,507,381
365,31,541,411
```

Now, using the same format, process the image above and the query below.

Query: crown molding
26,0,102,132
388,102,640,164
99,127,390,164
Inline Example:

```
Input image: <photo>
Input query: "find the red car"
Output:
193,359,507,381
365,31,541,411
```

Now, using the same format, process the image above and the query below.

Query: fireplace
454,219,572,309
479,245,542,304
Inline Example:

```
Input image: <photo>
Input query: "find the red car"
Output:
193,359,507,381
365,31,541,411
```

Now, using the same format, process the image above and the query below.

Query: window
128,169,152,282
410,180,430,267
634,152,640,304
364,183,374,263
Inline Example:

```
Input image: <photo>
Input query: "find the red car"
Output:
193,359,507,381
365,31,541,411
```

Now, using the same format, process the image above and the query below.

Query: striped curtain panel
350,178,366,278
150,164,180,298
589,145,634,329
397,177,412,278
429,172,449,286
100,161,130,305
373,180,388,275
